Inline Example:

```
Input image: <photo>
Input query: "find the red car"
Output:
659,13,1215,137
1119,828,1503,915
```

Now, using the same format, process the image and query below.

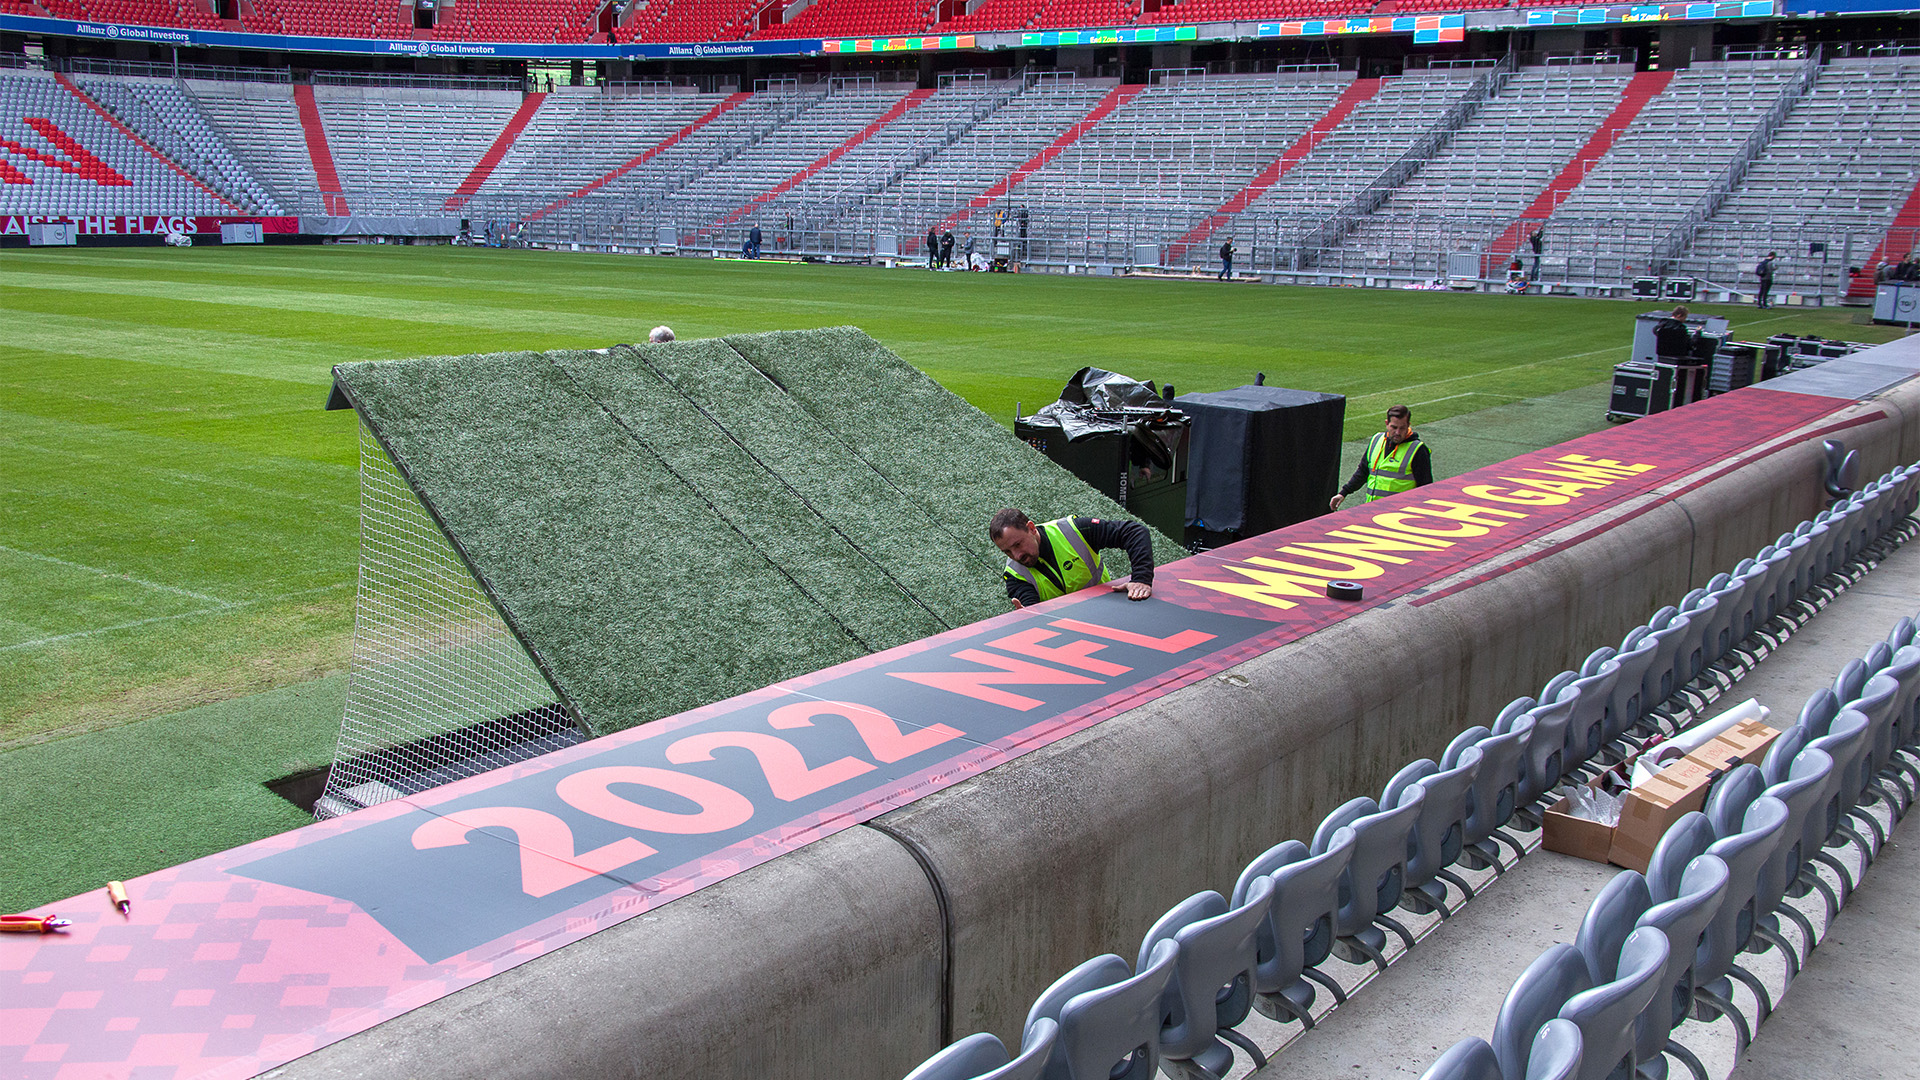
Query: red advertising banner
2,215,301,236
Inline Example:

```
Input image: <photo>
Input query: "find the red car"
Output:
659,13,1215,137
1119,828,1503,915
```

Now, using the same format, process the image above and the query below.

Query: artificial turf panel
334,348,868,733
558,342,950,654
724,327,1191,576
334,329,1163,735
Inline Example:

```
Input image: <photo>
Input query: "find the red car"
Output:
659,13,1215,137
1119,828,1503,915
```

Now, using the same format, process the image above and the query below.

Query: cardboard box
1608,719,1779,871
1543,783,1616,864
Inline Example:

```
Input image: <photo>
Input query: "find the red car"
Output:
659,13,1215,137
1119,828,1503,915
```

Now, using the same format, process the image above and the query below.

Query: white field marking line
0,543,233,606
0,583,352,652
1347,346,1628,404
1411,391,1522,409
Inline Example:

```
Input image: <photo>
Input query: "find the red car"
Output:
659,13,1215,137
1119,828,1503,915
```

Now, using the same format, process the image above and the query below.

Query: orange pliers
1,913,71,933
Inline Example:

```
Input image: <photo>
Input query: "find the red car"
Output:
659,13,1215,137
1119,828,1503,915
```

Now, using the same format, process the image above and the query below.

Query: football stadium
4,1,1920,1076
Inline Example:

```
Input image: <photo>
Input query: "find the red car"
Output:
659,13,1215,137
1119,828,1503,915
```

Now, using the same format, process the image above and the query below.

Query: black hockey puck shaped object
1326,581,1365,601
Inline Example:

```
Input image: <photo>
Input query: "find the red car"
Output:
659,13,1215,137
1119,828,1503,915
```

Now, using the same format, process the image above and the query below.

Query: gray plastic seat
1494,695,1539,736
1702,763,1766,840
1026,942,1177,1080
1422,1020,1583,1080
1851,673,1912,811
1493,944,1594,1080
1692,796,1790,1053
1232,828,1354,1028
1525,1018,1584,1080
1645,812,1716,906
1139,879,1273,1080
1445,725,1492,770
1462,719,1534,870
903,1021,1058,1080
1316,788,1425,967
1636,608,1697,726
1386,747,1483,913
1678,582,1730,683
1746,545,1793,636
1862,640,1894,678
1760,723,1812,787
1770,529,1814,618
1797,686,1841,738
1558,925,1668,1080
1882,646,1920,760
1635,854,1730,1080
1833,658,1870,709
1807,708,1880,872
1603,632,1660,749
1517,694,1579,817
1755,750,1834,968
1889,616,1915,652
1557,659,1621,770
1573,870,1651,986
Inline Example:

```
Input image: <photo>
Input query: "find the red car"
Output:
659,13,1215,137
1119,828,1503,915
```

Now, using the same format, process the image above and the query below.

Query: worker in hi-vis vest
1330,404,1432,510
990,508,1156,609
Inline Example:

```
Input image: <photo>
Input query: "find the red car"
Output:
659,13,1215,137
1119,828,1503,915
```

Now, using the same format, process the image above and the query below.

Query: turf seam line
618,344,955,633
0,543,235,607
727,342,1006,582
326,375,592,737
544,352,886,655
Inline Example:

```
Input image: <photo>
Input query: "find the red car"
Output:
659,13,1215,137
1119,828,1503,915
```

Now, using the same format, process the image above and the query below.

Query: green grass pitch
0,244,1900,910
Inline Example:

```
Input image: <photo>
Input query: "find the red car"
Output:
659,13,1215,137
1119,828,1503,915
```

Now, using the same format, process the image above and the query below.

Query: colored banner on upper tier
1018,25,1200,45
821,33,977,52
1522,0,1777,24
1257,13,1463,41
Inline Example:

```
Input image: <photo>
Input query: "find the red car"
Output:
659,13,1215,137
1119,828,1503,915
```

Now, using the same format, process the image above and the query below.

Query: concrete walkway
1224,533,1920,1080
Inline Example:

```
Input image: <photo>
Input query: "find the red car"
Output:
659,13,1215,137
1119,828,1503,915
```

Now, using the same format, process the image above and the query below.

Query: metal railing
35,54,294,83
1649,47,1822,276
1720,45,1817,63
310,70,522,91
1541,50,1635,67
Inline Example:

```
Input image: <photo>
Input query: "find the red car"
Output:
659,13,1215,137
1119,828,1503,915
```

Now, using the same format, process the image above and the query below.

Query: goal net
315,420,587,819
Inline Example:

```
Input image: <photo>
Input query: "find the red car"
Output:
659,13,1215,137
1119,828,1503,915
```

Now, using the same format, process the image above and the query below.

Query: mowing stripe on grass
1343,345,1631,406
0,543,232,606
1,583,353,652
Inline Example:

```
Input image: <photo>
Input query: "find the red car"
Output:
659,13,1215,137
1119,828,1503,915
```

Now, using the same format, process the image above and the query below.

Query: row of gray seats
1427,579,1920,1080
900,455,1920,1080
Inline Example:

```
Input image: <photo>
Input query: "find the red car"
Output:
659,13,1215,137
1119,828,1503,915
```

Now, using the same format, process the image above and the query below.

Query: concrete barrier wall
272,365,1920,1080
273,826,945,1080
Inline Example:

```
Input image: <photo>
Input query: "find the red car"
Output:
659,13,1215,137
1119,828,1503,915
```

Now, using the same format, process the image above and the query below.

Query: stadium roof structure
322,327,1179,808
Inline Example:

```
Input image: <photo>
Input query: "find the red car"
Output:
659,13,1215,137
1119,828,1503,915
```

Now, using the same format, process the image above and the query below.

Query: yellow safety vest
1003,518,1111,601
1359,433,1423,504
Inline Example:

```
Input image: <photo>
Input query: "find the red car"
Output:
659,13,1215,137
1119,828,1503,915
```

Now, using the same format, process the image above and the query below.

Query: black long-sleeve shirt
1339,436,1433,498
1003,516,1155,608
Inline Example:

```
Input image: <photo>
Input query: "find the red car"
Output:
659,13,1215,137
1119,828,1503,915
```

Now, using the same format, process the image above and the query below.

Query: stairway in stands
1167,77,1383,263
1846,179,1920,301
1483,69,1671,261
931,82,1142,236
291,84,349,216
445,93,547,211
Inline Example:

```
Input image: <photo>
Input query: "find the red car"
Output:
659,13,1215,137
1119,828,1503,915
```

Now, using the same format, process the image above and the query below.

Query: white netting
316,419,585,819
